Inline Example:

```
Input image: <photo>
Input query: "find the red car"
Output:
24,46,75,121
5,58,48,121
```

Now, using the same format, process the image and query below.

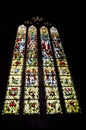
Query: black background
0,1,85,129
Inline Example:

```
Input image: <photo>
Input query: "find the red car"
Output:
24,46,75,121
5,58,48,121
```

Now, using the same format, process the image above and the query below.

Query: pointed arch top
28,25,37,32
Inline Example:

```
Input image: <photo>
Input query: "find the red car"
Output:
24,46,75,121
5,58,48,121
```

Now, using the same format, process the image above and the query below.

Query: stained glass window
2,25,26,114
50,27,81,113
24,25,40,114
2,17,81,115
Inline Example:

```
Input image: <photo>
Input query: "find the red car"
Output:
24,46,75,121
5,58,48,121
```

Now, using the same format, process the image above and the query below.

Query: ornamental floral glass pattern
23,25,40,114
40,26,62,114
50,27,80,113
2,25,26,114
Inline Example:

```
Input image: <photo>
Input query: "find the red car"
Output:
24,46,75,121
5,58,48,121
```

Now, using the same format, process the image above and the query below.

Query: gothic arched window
2,16,81,115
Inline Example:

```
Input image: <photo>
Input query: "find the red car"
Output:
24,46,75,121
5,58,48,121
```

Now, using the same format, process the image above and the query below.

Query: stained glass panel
23,25,40,114
2,25,26,114
50,27,81,113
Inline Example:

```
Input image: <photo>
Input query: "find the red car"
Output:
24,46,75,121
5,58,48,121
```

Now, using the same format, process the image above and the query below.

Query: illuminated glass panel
40,26,62,114
2,25,26,114
2,18,81,115
23,25,40,114
50,27,80,113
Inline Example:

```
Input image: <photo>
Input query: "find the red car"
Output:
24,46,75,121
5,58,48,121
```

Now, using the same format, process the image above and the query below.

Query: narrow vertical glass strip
50,27,81,113
23,25,40,114
2,25,26,114
40,26,62,114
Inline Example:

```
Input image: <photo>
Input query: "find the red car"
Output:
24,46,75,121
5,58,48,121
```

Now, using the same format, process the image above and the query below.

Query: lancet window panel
23,25,40,114
50,27,81,113
2,25,26,114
